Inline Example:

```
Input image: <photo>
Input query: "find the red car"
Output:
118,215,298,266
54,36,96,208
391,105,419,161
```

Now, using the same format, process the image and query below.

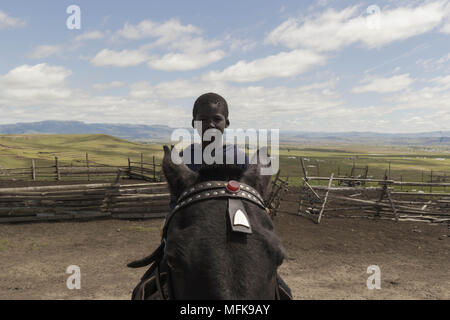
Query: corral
0,195,448,299
0,138,448,299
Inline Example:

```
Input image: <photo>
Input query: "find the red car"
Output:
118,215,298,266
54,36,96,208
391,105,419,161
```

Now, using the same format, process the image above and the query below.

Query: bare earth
0,208,448,299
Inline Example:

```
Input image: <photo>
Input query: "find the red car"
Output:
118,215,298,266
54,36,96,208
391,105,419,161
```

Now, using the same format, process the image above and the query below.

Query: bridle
162,180,266,238
128,179,281,299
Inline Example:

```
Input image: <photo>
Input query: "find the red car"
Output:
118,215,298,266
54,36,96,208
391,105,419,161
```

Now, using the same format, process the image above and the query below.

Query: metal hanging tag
228,198,252,234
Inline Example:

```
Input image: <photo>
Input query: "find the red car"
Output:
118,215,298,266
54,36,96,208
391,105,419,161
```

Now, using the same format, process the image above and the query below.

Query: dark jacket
169,143,249,210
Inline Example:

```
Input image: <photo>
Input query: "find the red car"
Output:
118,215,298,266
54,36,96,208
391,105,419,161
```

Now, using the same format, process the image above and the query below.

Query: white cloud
267,1,450,52
30,45,63,59
203,49,325,82
128,78,342,130
0,63,72,100
352,73,414,93
148,50,226,71
144,36,226,71
93,81,126,90
75,31,105,41
0,64,188,126
114,18,200,43
0,10,26,30
0,63,448,132
94,21,226,70
90,49,148,67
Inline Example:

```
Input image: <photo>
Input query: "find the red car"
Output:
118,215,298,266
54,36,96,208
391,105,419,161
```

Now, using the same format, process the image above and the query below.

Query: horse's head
162,145,285,299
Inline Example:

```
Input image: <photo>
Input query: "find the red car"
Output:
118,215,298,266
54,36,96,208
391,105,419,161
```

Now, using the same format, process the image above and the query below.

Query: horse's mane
196,164,245,182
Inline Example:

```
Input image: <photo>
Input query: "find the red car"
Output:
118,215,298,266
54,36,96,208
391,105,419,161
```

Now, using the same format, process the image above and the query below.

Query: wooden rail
296,175,450,224
0,153,163,182
0,182,169,223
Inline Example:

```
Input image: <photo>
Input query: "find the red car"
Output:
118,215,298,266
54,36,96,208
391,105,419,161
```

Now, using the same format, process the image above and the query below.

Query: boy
169,92,249,209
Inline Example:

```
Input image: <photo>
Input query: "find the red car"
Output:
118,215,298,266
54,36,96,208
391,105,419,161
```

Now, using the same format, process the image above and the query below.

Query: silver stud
181,201,185,206
207,183,212,186
220,190,225,194
187,198,192,202
217,182,222,186
205,193,210,196
245,186,250,190
190,188,195,192
213,192,218,195
196,195,201,198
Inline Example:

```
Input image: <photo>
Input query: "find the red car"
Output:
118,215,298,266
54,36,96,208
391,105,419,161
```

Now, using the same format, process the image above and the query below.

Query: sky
0,0,449,133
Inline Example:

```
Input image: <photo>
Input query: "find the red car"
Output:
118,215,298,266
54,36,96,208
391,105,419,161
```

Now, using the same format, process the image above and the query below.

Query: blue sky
0,0,449,133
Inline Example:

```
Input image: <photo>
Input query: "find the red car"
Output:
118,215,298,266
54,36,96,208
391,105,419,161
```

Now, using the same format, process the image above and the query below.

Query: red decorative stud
226,180,240,192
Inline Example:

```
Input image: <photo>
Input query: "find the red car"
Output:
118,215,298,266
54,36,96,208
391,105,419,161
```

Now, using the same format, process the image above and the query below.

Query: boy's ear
225,119,230,128
162,145,198,199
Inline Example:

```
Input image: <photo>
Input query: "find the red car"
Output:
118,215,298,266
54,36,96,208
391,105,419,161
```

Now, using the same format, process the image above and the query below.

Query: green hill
0,134,164,169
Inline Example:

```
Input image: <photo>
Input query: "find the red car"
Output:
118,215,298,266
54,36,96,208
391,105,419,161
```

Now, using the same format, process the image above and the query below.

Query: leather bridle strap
177,181,265,205
162,181,266,239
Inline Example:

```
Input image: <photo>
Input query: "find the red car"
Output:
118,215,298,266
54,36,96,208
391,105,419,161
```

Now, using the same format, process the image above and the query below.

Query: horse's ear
162,145,198,199
241,147,272,199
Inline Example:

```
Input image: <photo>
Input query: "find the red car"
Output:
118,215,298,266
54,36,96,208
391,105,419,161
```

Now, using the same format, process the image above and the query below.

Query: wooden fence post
317,173,334,224
376,172,388,217
115,169,122,184
430,170,433,193
153,156,156,181
55,156,60,181
31,159,36,181
445,173,447,193
86,153,90,181
300,158,308,182
140,153,144,177
388,161,391,179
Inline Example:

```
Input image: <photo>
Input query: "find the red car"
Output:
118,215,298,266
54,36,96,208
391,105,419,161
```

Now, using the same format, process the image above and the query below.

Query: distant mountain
0,120,174,142
279,130,450,145
0,120,449,145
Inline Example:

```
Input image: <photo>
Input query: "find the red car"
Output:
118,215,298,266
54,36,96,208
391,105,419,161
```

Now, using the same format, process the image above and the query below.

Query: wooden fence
0,181,169,223
127,154,163,182
0,153,162,182
293,173,450,224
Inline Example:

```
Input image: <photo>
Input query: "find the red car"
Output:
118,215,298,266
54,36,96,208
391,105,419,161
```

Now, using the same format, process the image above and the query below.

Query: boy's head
192,92,230,136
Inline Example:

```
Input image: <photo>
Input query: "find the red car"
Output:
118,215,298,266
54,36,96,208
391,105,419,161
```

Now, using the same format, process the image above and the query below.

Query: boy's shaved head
193,92,229,119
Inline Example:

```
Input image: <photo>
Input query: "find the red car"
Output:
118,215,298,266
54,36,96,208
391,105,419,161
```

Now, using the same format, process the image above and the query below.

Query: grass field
0,134,164,169
278,143,450,191
0,134,449,190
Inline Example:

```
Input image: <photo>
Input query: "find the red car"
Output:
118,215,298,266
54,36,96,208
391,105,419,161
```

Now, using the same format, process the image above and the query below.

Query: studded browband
175,180,265,211
162,180,267,238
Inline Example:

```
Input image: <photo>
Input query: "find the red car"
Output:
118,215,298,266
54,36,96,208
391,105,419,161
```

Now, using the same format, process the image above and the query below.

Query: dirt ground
0,203,448,299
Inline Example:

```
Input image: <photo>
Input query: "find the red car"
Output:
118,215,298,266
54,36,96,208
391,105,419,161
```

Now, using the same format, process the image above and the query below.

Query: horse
128,145,290,299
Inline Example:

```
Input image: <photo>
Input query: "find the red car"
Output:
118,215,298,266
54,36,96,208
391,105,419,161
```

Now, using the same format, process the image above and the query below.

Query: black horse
128,146,291,299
